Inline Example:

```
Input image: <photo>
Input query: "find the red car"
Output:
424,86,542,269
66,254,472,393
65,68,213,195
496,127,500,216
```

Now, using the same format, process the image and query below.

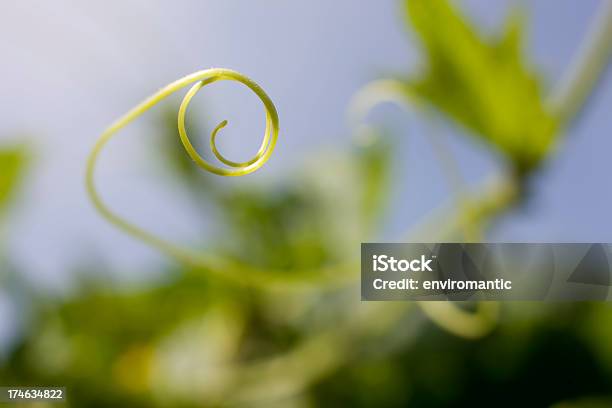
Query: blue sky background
0,0,610,290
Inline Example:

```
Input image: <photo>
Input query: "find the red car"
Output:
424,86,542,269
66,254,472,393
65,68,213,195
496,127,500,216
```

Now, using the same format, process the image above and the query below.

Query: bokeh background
1,0,612,406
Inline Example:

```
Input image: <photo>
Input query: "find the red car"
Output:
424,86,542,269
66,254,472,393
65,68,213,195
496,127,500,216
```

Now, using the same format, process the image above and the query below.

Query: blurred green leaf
0,144,27,215
218,186,338,270
403,0,558,175
355,131,392,228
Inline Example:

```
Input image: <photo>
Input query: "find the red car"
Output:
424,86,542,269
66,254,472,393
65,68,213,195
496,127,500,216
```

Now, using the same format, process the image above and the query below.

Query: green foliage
402,0,558,176
219,186,338,270
355,132,392,229
0,273,225,407
0,144,27,216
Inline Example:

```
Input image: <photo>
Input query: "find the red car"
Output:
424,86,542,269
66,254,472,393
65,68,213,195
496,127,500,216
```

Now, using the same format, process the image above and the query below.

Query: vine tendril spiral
86,68,279,275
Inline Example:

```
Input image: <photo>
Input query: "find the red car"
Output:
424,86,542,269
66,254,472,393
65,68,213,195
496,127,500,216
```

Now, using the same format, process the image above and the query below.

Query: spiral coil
86,68,279,270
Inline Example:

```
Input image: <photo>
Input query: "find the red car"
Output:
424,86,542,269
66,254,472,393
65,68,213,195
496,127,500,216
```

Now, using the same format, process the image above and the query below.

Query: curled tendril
348,79,502,339
175,72,278,175
86,68,279,277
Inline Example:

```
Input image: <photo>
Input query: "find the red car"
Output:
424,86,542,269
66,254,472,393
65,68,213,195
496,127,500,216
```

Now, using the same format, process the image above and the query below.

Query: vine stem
348,79,513,338
549,0,612,126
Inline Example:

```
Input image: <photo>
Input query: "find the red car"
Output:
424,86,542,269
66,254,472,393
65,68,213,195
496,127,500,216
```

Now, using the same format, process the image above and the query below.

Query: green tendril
86,68,280,279
349,79,502,338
